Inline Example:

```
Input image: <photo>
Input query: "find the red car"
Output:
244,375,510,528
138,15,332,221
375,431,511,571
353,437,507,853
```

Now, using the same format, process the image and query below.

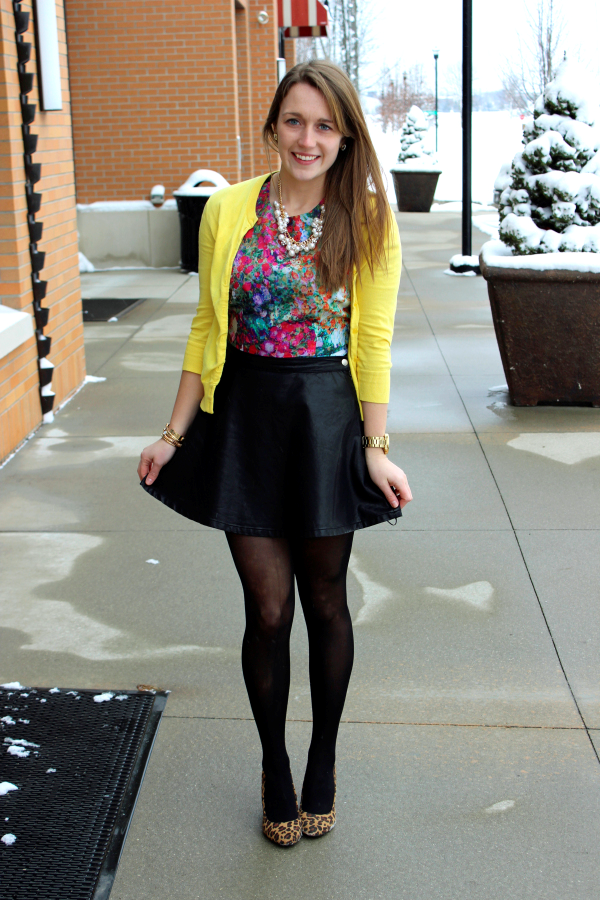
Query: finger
377,478,399,508
145,461,161,485
391,481,412,509
138,456,150,481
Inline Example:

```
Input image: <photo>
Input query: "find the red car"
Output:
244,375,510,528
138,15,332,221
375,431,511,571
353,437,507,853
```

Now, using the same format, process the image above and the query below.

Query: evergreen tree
397,106,437,165
499,61,600,254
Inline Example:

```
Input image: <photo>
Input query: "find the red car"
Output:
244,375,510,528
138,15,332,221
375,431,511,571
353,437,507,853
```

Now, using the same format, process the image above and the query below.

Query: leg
226,533,298,822
292,532,355,813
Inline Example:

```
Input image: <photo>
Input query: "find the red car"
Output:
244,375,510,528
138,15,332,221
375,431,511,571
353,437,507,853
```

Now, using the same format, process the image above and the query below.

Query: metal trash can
173,169,229,272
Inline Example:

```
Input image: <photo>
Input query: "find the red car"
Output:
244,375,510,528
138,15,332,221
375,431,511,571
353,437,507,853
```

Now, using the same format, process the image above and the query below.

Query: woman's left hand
365,449,412,510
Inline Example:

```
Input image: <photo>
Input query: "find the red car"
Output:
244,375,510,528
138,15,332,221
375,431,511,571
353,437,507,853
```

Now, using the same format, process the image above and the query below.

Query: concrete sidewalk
1,212,599,899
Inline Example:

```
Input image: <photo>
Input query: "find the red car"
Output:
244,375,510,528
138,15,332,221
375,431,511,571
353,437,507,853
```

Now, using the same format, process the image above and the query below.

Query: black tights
226,532,354,821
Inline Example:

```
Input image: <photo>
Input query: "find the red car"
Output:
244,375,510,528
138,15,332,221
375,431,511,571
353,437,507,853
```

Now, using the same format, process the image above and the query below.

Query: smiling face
275,82,345,189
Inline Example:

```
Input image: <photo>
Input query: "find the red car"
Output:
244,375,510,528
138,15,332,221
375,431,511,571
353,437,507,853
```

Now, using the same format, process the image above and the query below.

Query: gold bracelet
164,423,185,443
161,429,182,448
362,434,390,454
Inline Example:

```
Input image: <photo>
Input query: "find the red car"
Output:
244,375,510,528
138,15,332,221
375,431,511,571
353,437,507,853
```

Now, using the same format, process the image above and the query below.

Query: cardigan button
341,359,348,366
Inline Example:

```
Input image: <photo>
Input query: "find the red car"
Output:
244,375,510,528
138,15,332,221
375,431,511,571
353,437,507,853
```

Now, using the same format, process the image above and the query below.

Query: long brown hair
262,60,392,294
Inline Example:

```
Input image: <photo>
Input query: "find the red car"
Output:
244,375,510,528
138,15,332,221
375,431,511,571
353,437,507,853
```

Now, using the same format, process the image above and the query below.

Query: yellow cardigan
182,173,402,416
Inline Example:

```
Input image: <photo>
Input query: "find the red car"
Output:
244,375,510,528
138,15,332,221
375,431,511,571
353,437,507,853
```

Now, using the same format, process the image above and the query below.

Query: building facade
0,0,84,462
66,0,295,202
1,0,326,463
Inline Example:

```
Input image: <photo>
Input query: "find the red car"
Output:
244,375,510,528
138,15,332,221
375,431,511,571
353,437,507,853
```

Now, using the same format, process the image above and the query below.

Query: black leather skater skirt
141,345,401,538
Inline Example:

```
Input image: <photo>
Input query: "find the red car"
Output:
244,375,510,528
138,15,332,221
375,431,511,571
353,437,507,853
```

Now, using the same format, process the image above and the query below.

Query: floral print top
228,179,350,357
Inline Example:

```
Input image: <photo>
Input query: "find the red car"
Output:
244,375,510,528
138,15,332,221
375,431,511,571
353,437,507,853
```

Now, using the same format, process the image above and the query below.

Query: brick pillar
235,3,255,180
247,0,278,176
284,37,296,71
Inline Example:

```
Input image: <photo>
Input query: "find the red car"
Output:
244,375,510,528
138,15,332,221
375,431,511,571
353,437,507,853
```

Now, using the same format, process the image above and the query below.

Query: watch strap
362,434,389,454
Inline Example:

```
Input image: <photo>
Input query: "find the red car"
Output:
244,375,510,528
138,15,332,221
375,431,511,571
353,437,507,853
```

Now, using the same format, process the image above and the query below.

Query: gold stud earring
273,133,278,143
340,142,347,151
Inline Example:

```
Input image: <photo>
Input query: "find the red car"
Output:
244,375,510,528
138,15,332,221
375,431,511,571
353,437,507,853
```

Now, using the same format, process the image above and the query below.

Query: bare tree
502,0,566,112
376,64,434,133
294,0,374,93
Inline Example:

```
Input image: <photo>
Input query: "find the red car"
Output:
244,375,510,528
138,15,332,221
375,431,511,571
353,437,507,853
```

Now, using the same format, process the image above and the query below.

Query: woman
138,60,412,847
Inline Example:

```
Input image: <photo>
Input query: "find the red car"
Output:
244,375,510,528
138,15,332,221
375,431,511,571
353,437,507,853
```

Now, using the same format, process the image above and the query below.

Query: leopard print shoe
299,767,336,838
261,771,302,847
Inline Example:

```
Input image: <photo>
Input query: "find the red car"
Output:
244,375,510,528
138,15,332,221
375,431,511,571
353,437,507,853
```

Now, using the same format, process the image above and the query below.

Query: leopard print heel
261,771,302,847
299,767,336,838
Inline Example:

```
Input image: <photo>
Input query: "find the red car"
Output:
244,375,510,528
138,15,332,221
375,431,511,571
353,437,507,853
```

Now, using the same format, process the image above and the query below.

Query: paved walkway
1,212,599,899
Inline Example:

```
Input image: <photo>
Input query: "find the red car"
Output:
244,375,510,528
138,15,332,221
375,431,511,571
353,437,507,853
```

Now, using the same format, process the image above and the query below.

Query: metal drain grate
82,298,146,321
0,686,167,900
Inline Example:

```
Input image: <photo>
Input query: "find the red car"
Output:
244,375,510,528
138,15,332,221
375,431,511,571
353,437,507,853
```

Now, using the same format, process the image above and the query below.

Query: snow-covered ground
368,111,525,206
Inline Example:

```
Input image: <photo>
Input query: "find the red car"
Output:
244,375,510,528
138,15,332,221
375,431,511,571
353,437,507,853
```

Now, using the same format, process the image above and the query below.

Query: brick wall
0,0,84,462
66,0,244,201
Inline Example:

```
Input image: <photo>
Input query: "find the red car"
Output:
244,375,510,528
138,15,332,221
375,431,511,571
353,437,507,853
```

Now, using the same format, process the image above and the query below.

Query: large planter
480,243,600,407
390,167,441,212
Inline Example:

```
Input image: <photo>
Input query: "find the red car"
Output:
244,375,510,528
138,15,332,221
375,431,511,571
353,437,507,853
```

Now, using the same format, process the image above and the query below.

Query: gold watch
362,434,389,454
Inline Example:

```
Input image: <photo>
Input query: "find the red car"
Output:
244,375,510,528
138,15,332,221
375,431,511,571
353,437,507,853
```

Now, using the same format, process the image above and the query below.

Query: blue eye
286,118,299,126
319,124,332,131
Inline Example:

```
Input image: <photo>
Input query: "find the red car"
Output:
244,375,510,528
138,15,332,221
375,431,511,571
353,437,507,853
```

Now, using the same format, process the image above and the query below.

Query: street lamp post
433,50,439,153
462,0,472,258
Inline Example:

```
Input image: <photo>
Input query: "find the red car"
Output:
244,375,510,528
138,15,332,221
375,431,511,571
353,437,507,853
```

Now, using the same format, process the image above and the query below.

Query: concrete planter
480,254,600,407
77,202,180,269
390,167,441,212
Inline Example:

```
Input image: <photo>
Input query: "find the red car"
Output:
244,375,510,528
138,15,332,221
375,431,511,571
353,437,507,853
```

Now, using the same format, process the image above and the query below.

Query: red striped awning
277,0,329,38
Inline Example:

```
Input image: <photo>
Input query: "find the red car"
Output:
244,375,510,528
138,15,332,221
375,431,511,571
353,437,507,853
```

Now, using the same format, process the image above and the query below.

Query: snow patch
486,799,516,813
4,738,39,748
349,554,394,625
78,251,95,273
1,683,25,690
46,768,56,773
425,581,494,611
93,691,129,703
84,375,106,383
1,716,16,725
481,239,600,272
473,213,500,239
145,559,160,565
1,833,16,845
507,433,600,465
0,783,18,795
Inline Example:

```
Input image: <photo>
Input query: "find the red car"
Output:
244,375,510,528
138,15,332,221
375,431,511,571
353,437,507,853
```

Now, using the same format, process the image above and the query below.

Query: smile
292,152,319,162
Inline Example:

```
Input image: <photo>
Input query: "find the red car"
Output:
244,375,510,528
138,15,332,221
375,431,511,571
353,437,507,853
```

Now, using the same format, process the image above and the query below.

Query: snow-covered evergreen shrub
396,106,438,167
499,61,600,254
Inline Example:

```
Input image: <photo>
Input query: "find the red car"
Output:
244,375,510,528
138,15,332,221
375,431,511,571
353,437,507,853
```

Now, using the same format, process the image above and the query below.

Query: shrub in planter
390,106,441,213
480,61,600,407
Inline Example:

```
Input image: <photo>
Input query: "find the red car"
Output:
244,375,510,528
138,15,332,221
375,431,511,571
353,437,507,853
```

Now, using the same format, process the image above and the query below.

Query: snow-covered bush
396,106,438,167
499,61,600,254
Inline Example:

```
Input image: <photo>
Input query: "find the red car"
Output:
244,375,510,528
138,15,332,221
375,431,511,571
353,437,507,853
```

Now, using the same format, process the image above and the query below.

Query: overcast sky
361,0,600,95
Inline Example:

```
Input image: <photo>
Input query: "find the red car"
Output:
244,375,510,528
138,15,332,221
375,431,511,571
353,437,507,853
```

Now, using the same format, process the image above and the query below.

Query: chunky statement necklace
273,174,325,258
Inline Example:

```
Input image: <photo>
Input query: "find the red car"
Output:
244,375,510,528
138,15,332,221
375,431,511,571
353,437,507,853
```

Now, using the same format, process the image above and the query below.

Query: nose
296,127,316,149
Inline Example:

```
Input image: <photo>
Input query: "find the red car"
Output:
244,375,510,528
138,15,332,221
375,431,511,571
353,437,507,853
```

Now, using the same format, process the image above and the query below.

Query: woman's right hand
137,439,177,485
